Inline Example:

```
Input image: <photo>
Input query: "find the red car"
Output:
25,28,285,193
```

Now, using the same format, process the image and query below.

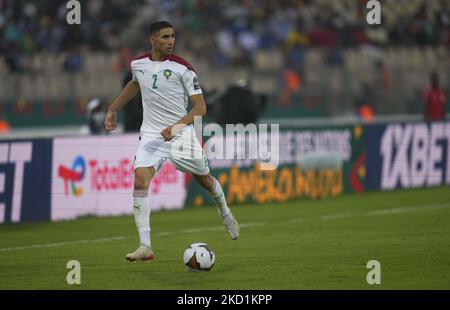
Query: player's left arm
160,94,206,141
161,67,206,141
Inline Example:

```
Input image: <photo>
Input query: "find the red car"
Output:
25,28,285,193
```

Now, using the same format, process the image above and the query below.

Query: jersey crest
163,69,172,80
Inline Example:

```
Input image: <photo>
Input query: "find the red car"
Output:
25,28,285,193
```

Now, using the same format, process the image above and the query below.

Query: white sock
133,189,151,248
208,177,230,217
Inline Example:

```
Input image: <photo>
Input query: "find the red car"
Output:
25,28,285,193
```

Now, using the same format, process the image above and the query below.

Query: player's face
151,27,175,56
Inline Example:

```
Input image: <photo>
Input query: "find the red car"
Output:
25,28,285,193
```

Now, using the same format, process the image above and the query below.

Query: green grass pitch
0,187,449,289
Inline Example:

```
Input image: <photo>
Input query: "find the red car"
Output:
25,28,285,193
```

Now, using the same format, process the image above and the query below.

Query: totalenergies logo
59,156,86,197
58,155,179,197
59,155,134,196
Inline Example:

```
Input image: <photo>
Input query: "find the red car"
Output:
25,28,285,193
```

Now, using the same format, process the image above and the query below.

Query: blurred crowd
1,0,450,72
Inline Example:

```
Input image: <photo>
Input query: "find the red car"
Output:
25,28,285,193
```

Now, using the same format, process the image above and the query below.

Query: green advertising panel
185,124,366,207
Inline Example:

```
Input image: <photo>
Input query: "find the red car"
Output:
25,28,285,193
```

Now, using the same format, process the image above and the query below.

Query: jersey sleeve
130,63,138,81
130,59,143,82
182,70,203,96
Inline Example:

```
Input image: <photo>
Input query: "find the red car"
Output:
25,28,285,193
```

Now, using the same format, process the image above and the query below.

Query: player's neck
151,49,170,61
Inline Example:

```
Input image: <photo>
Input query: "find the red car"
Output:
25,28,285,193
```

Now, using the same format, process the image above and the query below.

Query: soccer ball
183,242,215,272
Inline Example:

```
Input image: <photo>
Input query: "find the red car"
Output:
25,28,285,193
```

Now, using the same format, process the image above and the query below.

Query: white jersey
130,53,203,136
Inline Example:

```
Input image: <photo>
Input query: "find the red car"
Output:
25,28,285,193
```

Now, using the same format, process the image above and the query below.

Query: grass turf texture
0,187,449,289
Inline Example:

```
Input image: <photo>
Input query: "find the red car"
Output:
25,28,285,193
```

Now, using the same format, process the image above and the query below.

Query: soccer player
104,21,239,262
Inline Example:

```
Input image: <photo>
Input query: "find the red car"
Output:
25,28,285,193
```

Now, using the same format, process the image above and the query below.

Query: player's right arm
104,79,140,131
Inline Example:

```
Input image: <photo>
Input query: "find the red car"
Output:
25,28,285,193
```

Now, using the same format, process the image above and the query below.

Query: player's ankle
219,207,231,217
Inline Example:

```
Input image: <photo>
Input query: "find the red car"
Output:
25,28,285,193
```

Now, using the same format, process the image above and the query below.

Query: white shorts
134,127,210,176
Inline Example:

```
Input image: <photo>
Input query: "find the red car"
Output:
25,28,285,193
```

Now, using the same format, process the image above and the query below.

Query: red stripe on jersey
165,54,196,72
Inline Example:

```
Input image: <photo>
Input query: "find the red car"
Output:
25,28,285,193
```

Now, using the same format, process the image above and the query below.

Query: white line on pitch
0,203,447,252
287,202,450,223
160,222,267,236
0,222,266,252
365,203,449,216
0,236,128,252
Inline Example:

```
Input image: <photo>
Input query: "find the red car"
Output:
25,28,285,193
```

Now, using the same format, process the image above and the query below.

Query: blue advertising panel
0,139,52,223
365,124,384,191
365,121,450,191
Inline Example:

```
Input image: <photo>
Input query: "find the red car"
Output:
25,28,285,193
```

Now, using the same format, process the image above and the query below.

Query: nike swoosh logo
133,205,141,210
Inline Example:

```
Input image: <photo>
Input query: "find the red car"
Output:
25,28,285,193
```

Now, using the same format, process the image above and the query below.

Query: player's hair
149,21,174,35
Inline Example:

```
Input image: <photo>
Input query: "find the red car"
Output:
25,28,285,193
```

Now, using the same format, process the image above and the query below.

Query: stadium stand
0,0,449,132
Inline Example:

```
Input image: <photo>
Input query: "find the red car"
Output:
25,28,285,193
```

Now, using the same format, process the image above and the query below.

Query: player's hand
161,125,175,141
104,110,117,131
161,123,186,141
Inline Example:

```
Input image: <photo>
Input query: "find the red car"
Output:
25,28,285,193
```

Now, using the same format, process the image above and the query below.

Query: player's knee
134,177,149,190
134,167,155,190
196,175,214,191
